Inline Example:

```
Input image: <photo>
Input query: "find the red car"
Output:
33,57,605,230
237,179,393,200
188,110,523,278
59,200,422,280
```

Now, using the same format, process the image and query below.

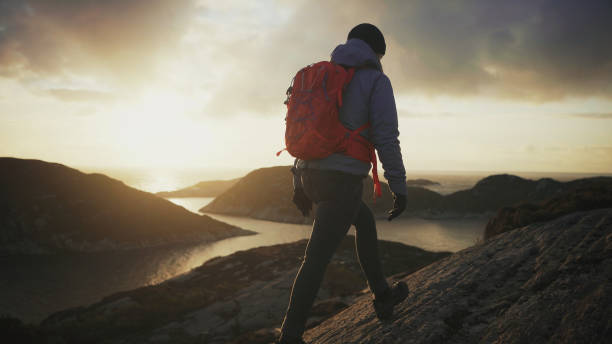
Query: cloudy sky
1,0,611,180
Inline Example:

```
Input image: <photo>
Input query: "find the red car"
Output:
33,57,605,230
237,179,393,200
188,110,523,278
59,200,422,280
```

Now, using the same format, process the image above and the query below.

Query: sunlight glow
1,0,610,175
107,89,216,168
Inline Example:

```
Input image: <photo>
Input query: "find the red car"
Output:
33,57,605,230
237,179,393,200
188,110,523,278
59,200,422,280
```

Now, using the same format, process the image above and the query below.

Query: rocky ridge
40,237,449,343
304,208,612,343
32,208,612,344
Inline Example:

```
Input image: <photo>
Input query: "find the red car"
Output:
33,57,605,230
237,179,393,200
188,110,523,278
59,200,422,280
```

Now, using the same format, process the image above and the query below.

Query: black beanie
347,23,386,55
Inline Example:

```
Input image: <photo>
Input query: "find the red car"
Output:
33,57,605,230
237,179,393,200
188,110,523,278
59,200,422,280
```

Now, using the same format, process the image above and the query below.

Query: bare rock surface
304,208,612,344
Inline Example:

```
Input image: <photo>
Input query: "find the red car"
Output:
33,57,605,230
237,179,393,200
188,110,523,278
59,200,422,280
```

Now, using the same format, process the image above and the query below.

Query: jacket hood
330,38,382,71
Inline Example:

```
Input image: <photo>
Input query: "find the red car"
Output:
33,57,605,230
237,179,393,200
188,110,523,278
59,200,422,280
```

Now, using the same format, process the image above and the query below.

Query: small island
156,178,240,198
405,178,441,186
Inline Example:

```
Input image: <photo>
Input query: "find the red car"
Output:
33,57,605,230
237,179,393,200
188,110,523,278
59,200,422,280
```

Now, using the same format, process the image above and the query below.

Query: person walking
277,23,409,344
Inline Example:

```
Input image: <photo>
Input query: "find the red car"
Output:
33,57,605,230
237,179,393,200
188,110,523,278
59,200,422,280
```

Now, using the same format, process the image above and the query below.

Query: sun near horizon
1,0,611,187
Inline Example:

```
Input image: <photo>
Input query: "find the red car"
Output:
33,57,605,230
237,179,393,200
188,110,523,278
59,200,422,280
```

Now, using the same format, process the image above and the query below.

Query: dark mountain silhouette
0,158,253,254
156,178,240,198
485,177,612,239
438,174,564,213
39,237,449,343
201,167,610,223
303,208,612,343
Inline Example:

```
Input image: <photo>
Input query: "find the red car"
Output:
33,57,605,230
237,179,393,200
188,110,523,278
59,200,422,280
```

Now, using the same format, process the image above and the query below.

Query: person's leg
353,201,390,298
353,201,409,320
280,170,362,341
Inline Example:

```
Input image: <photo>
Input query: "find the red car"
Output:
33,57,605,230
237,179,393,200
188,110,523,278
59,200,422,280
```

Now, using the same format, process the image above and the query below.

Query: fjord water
171,197,486,251
169,197,486,259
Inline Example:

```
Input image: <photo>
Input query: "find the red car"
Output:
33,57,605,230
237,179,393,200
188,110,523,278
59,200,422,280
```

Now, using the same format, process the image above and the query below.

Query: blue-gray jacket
294,38,407,195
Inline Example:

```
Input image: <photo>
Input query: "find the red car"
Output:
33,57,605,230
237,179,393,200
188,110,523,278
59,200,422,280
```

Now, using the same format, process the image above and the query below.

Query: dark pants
280,169,390,340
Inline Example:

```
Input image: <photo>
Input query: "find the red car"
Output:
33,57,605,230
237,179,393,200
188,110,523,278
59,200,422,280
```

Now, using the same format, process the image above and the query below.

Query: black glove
387,193,406,221
293,187,312,217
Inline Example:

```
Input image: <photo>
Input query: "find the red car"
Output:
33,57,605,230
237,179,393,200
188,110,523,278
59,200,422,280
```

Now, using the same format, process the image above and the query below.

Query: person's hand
387,193,406,221
292,187,312,217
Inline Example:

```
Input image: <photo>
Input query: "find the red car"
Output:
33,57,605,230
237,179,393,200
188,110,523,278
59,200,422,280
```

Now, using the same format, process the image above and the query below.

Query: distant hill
485,177,612,239
156,178,241,198
39,237,449,343
409,174,612,216
201,166,611,223
0,158,253,254
200,166,394,224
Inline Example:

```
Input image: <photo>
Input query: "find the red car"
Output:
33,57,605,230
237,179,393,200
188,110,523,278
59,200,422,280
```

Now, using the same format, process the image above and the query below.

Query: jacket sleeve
368,74,407,195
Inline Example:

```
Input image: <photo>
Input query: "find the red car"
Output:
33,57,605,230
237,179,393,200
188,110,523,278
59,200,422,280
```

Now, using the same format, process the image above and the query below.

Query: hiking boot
373,281,409,320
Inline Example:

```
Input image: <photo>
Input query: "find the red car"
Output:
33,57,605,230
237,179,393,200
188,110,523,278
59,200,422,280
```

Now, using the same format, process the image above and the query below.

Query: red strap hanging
370,147,382,200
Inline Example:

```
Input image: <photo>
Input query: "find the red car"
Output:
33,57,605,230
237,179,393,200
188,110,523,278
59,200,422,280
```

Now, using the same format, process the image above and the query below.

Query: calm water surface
168,197,486,268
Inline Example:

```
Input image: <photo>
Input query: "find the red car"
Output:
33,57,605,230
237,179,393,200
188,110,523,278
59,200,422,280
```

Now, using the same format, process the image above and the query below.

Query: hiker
277,24,409,344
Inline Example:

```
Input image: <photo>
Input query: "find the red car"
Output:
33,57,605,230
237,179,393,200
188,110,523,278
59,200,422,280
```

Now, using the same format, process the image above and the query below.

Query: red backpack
277,61,382,199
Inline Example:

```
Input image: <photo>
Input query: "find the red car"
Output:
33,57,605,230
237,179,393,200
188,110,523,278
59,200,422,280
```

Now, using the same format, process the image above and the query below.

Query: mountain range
200,166,612,223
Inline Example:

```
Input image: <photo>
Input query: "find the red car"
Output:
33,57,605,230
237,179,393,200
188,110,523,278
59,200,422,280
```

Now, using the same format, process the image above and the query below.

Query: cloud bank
382,0,612,100
0,0,611,116
0,0,195,88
